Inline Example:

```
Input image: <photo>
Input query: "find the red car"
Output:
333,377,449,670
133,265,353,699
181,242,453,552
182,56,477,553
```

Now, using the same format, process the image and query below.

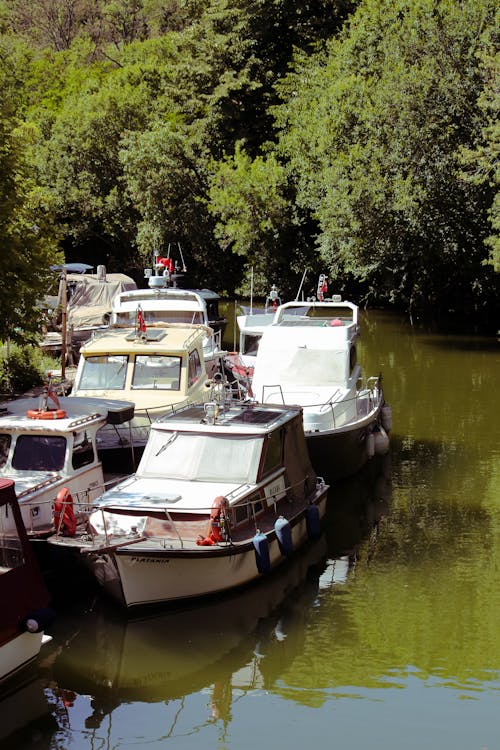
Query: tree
0,39,61,344
208,142,319,296
459,38,500,272
274,0,498,320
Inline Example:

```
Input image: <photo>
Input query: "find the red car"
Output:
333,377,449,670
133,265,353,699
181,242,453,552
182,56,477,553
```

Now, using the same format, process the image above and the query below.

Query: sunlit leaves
274,0,498,316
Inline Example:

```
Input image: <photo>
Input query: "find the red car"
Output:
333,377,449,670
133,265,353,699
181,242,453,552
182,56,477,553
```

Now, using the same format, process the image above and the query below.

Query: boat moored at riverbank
0,479,53,684
48,399,328,609
251,285,392,480
0,386,134,538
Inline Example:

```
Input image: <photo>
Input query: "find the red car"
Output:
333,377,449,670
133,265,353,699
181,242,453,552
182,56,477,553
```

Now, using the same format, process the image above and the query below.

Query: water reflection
0,457,391,749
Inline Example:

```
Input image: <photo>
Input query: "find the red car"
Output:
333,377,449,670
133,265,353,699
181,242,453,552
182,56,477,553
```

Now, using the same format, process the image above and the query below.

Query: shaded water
2,308,500,750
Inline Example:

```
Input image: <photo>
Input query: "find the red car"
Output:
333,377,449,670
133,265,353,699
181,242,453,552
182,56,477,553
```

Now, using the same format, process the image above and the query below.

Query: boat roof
273,299,358,326
0,397,134,432
80,324,206,355
257,319,356,349
113,288,206,311
154,401,302,435
114,287,220,306
237,312,276,335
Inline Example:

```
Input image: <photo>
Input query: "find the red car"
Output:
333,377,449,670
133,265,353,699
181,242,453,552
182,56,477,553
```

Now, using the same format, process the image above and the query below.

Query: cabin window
206,300,219,321
233,503,249,525
0,434,11,469
242,334,260,356
141,431,263,484
233,491,263,526
132,355,181,390
145,310,203,325
72,431,95,470
261,430,283,477
188,349,202,388
349,345,357,374
0,507,24,572
79,355,128,390
12,435,66,472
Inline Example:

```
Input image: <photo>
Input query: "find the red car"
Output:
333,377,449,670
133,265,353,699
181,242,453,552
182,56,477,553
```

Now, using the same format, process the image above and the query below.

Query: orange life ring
26,409,67,420
196,496,229,546
53,488,77,536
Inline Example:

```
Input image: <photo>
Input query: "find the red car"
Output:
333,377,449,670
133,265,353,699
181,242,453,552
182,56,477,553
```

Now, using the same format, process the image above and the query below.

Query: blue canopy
50,263,93,274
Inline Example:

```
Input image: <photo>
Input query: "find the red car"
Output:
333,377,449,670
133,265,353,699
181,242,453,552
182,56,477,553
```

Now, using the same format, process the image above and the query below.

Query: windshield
12,435,66,471
115,310,203,325
78,355,128,390
132,355,182,390
139,430,263,484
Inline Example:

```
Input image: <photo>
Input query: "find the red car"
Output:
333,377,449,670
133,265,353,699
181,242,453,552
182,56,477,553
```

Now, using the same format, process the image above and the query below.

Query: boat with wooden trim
48,398,328,609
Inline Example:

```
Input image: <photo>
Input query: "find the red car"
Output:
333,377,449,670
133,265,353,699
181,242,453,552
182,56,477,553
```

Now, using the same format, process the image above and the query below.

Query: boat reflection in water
49,534,327,721
320,453,392,588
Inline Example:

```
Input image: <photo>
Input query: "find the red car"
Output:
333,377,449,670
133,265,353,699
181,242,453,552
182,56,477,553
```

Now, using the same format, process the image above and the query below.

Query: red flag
137,306,147,333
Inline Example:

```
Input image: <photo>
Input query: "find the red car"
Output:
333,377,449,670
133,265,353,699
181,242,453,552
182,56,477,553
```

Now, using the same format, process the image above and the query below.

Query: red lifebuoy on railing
26,409,67,420
53,487,77,536
197,496,229,546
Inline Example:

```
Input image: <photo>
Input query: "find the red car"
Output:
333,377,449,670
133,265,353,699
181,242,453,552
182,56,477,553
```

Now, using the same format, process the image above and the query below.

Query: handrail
75,469,323,548
261,378,380,413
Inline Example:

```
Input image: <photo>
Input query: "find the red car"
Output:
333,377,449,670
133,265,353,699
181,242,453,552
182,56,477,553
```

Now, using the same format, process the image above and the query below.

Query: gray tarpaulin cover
64,273,137,329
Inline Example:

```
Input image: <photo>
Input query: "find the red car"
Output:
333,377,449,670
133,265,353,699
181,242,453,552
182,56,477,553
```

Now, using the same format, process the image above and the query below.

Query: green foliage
274,0,498,317
458,37,500,272
0,0,497,322
0,344,52,395
208,142,320,295
0,38,61,344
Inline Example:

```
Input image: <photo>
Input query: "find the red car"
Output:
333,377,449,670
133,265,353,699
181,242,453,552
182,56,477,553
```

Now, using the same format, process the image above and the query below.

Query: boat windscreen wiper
155,431,178,456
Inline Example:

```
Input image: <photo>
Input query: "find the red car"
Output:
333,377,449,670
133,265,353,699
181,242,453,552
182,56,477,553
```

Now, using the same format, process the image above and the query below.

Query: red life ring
26,409,67,420
53,488,77,536
197,496,229,546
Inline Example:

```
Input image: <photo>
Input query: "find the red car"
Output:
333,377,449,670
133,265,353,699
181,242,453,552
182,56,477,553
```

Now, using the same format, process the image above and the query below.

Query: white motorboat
0,385,134,538
71,319,225,460
0,478,53,684
48,399,329,609
251,285,392,481
223,283,284,395
111,252,227,375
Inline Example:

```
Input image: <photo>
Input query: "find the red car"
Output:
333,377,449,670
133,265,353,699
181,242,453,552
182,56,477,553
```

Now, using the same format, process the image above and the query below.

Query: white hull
0,632,48,685
2,465,103,537
86,491,327,608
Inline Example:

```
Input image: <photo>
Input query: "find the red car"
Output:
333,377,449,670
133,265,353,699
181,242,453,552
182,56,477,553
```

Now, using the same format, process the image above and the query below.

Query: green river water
3,307,500,750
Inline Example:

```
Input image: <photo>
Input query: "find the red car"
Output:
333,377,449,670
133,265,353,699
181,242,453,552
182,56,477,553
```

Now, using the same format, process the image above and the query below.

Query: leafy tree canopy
0,38,61,344
273,0,498,318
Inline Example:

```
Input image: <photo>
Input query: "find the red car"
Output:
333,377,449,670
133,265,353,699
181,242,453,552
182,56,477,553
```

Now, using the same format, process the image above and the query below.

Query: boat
0,478,54,685
223,283,283,395
110,250,227,375
48,398,329,609
0,379,134,537
41,264,137,358
70,316,225,461
250,277,392,481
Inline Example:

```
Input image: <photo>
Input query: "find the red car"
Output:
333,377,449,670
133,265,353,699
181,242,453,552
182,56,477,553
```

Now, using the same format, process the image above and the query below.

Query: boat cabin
72,325,216,454
0,396,133,536
86,401,318,545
